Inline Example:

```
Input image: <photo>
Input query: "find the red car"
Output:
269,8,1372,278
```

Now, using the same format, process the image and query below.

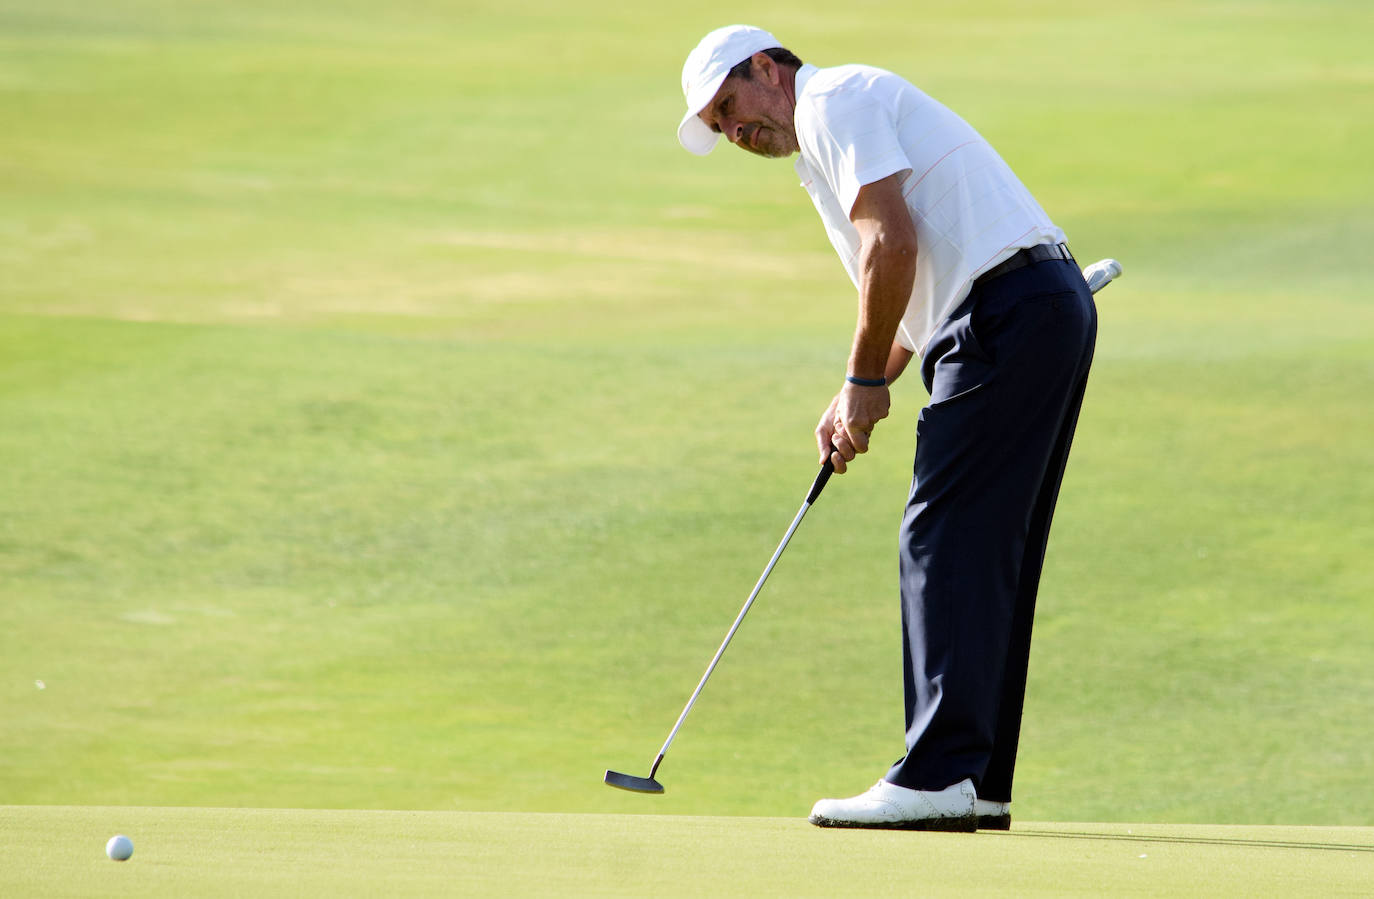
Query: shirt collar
793,63,819,100
792,64,820,179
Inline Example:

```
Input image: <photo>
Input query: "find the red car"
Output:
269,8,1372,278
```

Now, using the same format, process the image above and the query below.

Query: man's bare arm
816,172,918,472
885,342,914,385
847,172,917,382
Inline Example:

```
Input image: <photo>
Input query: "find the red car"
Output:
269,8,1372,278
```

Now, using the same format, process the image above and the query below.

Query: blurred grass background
2,0,1371,823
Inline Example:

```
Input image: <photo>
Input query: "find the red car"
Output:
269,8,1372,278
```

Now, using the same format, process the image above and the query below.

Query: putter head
604,769,665,794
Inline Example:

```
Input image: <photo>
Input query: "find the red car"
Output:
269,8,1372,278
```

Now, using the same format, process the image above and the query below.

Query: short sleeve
795,80,912,218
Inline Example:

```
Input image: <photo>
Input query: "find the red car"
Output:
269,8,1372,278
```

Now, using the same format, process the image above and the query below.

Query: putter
604,460,834,794
604,257,1122,795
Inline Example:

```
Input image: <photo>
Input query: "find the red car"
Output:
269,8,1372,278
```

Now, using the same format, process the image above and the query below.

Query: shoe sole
977,814,1011,831
808,813,978,833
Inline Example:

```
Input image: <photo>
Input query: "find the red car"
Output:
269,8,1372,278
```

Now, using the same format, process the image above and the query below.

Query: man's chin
739,142,796,160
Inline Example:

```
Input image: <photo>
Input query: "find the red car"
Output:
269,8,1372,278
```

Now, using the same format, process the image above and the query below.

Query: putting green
3,0,1372,833
3,805,1370,897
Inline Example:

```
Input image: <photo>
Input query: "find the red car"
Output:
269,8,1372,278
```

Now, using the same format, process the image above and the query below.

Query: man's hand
815,381,891,474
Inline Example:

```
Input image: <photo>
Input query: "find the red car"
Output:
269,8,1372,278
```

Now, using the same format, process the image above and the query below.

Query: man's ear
753,51,779,85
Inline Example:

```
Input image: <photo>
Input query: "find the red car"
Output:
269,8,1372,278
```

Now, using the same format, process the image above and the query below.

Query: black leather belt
978,242,1075,285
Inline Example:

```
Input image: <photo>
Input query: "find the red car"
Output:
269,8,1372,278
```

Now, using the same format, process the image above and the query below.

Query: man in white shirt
677,26,1098,831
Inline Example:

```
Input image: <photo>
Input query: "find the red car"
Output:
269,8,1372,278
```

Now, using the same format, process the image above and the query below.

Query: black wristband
845,374,887,387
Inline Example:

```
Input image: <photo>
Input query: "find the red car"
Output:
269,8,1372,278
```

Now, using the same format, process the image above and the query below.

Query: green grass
3,806,1372,897
2,0,1372,843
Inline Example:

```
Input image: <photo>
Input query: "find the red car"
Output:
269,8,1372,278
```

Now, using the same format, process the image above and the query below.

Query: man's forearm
846,172,918,383
848,237,916,381
885,342,914,384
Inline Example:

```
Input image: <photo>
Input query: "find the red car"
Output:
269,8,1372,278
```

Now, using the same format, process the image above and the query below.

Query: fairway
3,806,1371,897
2,0,1372,882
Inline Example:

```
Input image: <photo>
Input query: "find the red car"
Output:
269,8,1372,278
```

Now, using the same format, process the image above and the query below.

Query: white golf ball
106,835,133,861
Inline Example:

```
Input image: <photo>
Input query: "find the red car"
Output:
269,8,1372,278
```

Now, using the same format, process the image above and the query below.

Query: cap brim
678,112,719,155
677,72,728,155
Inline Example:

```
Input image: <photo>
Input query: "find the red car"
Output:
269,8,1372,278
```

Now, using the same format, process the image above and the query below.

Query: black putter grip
806,457,835,504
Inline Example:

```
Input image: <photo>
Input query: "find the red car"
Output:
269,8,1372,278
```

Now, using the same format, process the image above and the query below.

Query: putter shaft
646,461,833,779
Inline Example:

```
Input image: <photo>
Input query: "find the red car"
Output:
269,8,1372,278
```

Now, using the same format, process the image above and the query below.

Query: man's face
697,55,798,159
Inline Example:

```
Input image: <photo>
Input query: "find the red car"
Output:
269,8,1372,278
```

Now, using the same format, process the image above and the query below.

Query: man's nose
722,118,743,144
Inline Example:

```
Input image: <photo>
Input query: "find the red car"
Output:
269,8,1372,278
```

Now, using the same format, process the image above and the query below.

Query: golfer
677,26,1098,830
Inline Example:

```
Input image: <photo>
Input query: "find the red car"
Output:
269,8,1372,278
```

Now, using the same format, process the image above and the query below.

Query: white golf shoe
809,778,977,831
975,798,1011,830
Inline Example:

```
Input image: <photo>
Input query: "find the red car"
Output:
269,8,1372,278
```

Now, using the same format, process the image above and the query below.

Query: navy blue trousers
885,256,1097,802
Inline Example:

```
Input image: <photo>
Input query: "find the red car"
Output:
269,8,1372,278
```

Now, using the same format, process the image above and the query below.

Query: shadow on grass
1002,830,1374,854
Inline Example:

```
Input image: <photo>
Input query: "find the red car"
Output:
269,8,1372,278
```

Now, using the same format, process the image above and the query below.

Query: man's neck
781,65,798,109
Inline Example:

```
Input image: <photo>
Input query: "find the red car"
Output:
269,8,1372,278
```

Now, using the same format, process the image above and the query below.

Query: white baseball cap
677,25,782,155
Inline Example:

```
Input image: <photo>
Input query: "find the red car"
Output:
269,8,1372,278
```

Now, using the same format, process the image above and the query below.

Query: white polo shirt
792,63,1066,355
